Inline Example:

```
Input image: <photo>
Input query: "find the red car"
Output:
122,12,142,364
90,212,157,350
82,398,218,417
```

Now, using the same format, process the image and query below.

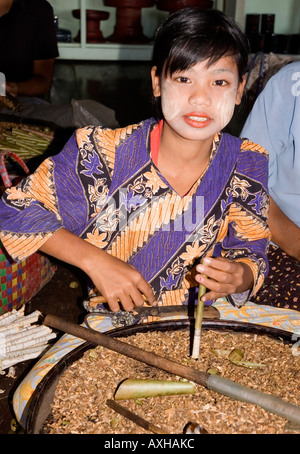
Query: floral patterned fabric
0,118,270,305
252,245,300,310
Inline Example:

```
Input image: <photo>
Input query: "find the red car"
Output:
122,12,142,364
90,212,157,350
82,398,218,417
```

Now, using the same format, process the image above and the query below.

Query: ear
151,66,161,97
235,75,246,106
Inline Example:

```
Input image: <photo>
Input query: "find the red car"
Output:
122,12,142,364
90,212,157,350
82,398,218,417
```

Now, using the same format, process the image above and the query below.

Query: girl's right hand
40,228,157,312
84,250,157,312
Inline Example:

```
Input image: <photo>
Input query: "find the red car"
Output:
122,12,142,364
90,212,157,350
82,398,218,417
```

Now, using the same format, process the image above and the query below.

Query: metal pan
26,318,294,434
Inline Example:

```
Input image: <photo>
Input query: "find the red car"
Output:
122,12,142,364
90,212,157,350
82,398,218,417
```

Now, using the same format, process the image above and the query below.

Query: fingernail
197,265,205,273
203,257,211,265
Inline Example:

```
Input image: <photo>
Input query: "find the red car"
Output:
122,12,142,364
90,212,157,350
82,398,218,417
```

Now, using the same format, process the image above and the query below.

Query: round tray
26,318,294,434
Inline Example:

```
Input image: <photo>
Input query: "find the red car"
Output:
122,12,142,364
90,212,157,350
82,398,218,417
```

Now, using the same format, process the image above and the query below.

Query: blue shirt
242,61,300,227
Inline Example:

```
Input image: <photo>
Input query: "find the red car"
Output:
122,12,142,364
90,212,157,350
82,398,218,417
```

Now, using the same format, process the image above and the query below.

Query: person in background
0,0,116,135
0,0,58,100
242,61,300,310
0,9,270,312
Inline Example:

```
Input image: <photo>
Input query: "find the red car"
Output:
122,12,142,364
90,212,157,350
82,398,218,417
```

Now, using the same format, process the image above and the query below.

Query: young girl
0,8,270,312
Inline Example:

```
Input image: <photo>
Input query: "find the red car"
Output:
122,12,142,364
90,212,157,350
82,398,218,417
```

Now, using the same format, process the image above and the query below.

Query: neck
155,123,215,196
159,124,214,170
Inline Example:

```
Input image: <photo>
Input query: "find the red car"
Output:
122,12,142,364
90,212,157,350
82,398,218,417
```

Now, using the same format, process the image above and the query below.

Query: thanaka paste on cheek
160,79,181,121
215,87,238,129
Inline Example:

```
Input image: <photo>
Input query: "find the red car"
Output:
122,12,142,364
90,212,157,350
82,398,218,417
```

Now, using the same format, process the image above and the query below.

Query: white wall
243,0,300,34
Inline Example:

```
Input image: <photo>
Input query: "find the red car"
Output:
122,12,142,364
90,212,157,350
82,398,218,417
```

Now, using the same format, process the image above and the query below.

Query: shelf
51,1,299,61
57,42,154,60
57,42,300,62
51,0,159,61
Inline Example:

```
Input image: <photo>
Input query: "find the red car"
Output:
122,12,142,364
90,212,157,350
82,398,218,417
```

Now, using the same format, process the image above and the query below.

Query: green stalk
0,145,21,152
19,127,54,140
114,378,195,400
4,138,34,151
191,281,206,360
12,131,51,145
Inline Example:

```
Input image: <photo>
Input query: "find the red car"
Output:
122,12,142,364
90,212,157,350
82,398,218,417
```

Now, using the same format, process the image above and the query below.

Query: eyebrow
183,66,236,76
173,66,236,77
210,68,235,75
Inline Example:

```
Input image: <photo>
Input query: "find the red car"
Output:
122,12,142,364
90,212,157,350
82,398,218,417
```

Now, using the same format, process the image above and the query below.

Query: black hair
151,8,250,118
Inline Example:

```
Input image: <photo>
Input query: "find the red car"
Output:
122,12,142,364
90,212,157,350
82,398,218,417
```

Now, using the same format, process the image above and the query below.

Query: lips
183,112,213,128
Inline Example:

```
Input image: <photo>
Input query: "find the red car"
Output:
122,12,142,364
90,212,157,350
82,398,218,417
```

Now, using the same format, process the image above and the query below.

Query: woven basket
0,151,54,314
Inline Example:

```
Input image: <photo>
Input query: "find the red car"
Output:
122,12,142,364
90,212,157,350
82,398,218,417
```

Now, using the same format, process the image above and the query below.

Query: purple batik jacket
0,118,270,306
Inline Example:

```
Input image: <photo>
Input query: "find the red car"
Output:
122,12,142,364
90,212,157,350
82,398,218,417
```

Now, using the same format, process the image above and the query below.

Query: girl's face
151,56,245,142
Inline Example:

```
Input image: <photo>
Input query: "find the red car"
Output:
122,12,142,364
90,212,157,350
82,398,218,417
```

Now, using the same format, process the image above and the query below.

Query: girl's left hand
195,256,254,302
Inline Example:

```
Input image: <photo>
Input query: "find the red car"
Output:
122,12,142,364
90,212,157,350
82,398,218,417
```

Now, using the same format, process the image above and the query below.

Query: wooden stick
106,399,169,434
88,293,148,307
191,282,206,360
44,313,209,388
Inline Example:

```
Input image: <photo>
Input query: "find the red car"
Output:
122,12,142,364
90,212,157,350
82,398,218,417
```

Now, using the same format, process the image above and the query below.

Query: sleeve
33,0,59,60
241,69,293,181
219,139,271,301
0,132,89,262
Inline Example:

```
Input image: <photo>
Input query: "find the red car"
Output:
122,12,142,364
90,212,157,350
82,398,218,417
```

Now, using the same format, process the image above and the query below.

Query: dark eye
176,76,190,84
214,80,228,86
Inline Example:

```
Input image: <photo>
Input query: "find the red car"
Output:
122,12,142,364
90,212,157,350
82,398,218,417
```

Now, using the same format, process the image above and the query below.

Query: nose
188,83,211,107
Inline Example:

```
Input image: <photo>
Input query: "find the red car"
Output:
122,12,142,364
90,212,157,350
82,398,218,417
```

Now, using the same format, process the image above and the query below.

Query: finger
196,257,243,285
129,288,147,308
196,264,232,286
119,295,135,312
201,289,227,302
109,292,135,312
197,272,239,298
202,257,235,272
104,288,134,312
196,273,230,293
138,282,158,306
107,297,121,313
